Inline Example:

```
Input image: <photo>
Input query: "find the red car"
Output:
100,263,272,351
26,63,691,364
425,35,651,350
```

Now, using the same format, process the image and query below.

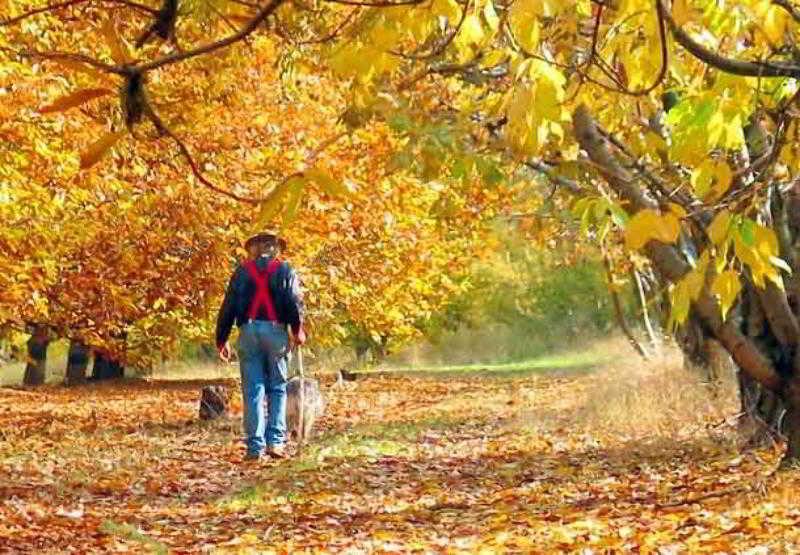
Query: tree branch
321,0,424,6
660,0,800,78
4,46,126,75
148,108,347,204
574,103,783,390
754,282,800,349
136,0,285,72
1,0,157,26
152,116,262,204
602,244,652,360
773,0,800,24
523,160,584,195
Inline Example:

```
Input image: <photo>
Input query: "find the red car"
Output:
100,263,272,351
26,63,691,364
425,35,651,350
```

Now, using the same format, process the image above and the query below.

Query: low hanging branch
0,0,157,26
5,0,287,76
573,103,783,391
151,114,348,205
659,0,800,78
115,67,347,204
5,0,428,206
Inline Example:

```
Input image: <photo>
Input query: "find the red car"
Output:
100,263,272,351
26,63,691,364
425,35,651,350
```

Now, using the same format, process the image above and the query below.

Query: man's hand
218,342,232,363
290,326,307,350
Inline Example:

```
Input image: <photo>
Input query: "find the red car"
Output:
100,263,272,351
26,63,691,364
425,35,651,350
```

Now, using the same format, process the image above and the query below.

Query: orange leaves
79,130,126,169
305,167,350,198
255,177,297,227
1,1,501,355
2,365,798,551
282,176,304,227
39,88,113,114
100,18,131,65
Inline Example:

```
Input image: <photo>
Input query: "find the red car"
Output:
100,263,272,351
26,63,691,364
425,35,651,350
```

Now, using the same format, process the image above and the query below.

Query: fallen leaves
1,366,800,552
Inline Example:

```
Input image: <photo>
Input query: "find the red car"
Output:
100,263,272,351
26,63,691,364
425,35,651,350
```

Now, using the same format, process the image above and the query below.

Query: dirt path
1,360,800,553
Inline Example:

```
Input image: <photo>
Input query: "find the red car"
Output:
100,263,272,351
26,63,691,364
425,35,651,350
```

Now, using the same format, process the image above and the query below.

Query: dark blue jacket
215,256,304,348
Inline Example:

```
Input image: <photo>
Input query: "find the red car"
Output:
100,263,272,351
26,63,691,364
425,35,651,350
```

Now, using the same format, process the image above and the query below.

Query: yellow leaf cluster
669,253,710,328
624,209,681,251
505,59,569,156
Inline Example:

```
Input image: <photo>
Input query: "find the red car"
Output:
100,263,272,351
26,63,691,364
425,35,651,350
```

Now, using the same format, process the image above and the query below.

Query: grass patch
381,348,611,377
100,521,168,554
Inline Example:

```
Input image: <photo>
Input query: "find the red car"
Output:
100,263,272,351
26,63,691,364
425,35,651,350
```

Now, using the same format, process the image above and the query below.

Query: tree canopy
7,0,800,462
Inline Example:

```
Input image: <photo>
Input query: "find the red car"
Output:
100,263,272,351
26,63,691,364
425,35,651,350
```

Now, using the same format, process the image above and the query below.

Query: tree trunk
736,369,783,446
778,379,800,466
23,325,50,386
374,335,390,363
675,317,723,384
91,352,124,380
65,340,90,385
781,402,800,466
355,344,369,367
573,105,800,463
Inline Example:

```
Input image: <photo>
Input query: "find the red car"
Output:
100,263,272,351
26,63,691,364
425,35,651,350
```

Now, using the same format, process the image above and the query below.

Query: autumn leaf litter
2,342,800,552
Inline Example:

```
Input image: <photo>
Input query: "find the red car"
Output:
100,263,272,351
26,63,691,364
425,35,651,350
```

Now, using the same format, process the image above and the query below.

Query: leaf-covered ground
2,351,800,553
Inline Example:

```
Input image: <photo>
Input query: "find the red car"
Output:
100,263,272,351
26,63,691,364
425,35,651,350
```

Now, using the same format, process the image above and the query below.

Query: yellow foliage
624,209,681,251
711,270,742,321
690,160,732,201
669,252,710,328
708,211,732,246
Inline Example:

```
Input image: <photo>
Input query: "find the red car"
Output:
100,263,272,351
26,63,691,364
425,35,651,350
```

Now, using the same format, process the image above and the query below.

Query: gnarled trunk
65,340,90,385
573,105,800,465
23,325,50,386
737,369,785,447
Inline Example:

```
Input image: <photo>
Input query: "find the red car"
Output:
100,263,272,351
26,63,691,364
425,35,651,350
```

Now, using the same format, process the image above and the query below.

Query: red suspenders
244,258,282,322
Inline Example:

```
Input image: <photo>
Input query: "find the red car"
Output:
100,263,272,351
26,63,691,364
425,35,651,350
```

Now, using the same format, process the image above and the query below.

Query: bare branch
1,0,157,26
4,46,126,75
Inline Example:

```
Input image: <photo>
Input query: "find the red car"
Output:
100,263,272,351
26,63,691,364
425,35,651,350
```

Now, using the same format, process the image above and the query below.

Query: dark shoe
243,451,264,462
267,445,288,459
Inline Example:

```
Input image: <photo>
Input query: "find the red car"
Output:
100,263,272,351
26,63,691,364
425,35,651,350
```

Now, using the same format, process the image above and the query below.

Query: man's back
215,255,304,350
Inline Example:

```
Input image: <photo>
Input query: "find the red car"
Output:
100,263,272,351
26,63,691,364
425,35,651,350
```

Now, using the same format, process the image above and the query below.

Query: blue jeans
237,321,289,455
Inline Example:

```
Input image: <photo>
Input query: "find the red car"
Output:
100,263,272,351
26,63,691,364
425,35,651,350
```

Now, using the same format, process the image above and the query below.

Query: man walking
216,232,306,460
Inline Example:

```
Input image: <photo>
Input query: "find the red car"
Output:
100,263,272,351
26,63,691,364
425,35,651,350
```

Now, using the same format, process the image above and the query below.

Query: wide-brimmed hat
244,232,287,251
